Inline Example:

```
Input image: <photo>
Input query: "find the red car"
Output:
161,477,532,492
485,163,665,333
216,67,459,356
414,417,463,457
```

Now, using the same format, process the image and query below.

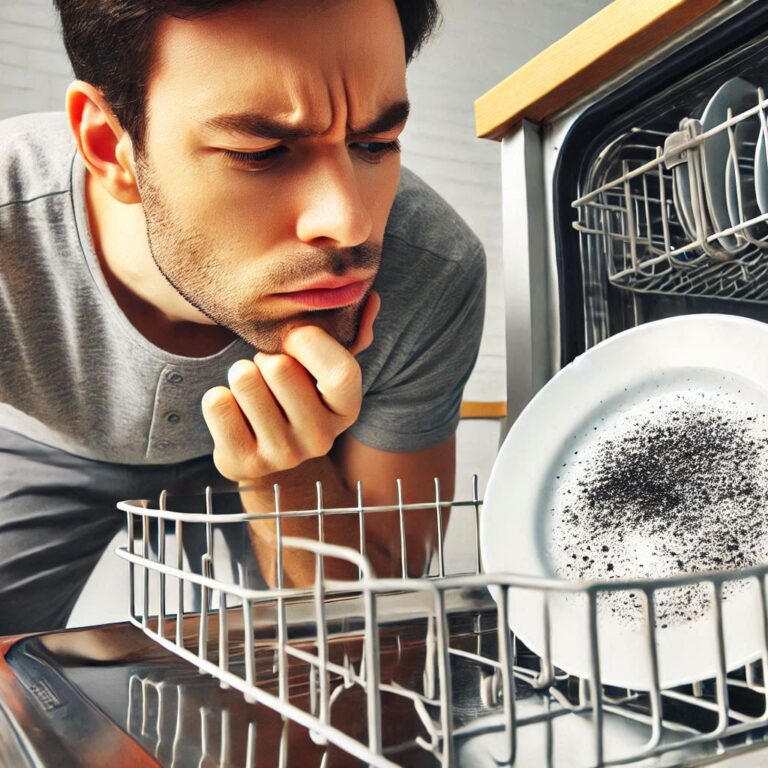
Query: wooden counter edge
474,0,727,141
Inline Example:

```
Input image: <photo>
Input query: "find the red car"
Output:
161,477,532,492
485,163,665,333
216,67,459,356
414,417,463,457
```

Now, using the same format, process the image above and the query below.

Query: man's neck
84,170,237,357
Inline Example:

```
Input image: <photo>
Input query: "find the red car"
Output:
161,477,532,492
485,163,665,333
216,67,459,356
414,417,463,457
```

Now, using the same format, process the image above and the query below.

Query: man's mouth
273,275,373,310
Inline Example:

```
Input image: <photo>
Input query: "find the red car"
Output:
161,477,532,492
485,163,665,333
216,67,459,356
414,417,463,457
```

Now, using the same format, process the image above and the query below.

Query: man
0,0,485,633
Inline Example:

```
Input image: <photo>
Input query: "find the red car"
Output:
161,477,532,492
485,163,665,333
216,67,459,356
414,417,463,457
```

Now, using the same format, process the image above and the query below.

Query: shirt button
166,372,184,384
167,412,181,424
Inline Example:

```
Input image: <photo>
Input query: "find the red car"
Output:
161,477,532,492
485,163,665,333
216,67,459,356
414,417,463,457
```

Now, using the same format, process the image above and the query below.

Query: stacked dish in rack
666,77,768,264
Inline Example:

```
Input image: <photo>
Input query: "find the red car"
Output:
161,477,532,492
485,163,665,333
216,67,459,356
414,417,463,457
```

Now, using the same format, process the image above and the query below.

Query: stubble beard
134,157,380,353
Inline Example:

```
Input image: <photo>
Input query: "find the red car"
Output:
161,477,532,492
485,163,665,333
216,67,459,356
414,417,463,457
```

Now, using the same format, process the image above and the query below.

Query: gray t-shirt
0,112,486,465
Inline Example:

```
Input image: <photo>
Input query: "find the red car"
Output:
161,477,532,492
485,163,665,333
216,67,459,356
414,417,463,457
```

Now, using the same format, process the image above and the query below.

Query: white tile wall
0,0,72,118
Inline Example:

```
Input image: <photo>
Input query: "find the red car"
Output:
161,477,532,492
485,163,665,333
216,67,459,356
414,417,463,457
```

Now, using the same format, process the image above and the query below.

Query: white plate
725,97,767,244
755,128,768,215
480,315,768,690
700,78,758,253
672,162,698,243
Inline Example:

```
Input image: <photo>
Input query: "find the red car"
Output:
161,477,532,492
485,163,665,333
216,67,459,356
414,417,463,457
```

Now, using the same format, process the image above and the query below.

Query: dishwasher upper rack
572,84,768,303
116,479,768,768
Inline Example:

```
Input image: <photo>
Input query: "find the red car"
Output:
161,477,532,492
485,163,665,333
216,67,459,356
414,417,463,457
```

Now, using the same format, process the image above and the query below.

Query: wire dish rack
572,84,768,302
116,477,768,767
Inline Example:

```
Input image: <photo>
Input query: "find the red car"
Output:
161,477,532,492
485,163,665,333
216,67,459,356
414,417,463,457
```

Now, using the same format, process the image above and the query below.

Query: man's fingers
201,386,257,475
227,359,288,447
282,326,362,417
348,290,381,356
254,353,319,424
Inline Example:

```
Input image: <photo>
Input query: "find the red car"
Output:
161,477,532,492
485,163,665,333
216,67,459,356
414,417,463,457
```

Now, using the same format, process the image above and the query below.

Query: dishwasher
7,1,768,766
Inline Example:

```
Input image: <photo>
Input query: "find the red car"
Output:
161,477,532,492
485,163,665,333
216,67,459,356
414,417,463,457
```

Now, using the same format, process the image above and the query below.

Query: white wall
0,0,612,402
0,0,73,118
400,0,612,401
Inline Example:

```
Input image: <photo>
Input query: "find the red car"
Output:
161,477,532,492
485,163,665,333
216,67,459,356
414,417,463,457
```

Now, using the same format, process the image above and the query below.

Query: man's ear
65,80,141,205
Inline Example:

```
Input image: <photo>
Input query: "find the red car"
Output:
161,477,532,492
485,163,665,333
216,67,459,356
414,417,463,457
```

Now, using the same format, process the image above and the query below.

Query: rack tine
200,707,209,761
657,147,671,255
204,486,214,558
712,580,730,734
220,707,231,766
396,478,408,578
434,478,445,578
175,515,184,647
198,487,214,666
313,543,330,741
279,718,289,768
242,597,255,704
357,480,366,580
218,591,229,689
274,484,288,704
360,572,382,755
433,586,454,766
316,480,325,552
496,586,517,764
472,474,482,573
642,587,663,749
141,508,150,628
538,592,553,689
203,485,214,605
758,576,768,713
127,510,135,622
588,590,604,766
246,721,256,768
423,614,437,700
158,490,167,639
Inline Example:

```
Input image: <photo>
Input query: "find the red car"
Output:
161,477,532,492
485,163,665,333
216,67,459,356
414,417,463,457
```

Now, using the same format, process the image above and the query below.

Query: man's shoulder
0,112,74,206
385,166,485,277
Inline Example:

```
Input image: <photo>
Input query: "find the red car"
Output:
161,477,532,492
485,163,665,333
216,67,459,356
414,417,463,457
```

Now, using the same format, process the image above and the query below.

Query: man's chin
233,303,364,354
276,306,361,352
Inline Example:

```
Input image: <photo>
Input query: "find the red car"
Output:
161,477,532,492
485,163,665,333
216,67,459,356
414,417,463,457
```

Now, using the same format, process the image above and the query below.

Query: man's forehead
149,0,407,126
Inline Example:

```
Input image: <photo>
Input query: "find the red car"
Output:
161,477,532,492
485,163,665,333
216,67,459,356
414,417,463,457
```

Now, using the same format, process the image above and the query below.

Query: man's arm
242,432,455,586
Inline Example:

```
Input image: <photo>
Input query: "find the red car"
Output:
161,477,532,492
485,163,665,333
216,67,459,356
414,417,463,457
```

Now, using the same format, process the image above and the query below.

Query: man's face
134,0,408,352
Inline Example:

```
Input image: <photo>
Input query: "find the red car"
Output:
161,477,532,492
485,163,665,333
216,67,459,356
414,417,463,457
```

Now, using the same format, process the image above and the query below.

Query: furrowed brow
350,99,410,135
202,99,410,140
201,113,316,140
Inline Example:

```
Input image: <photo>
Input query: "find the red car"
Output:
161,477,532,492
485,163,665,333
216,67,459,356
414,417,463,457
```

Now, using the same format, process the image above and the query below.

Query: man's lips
273,275,373,309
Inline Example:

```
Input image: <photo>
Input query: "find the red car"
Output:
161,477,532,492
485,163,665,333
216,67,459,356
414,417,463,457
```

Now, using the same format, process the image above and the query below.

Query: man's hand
201,292,381,483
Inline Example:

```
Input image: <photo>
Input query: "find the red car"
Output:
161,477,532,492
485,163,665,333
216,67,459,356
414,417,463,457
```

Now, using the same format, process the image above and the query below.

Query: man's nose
294,153,373,248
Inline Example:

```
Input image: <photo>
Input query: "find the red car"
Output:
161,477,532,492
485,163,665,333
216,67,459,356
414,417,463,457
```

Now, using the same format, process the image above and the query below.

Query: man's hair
52,0,441,155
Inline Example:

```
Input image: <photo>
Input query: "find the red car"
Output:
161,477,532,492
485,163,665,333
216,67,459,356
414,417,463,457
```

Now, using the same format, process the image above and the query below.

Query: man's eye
352,140,401,162
222,146,287,169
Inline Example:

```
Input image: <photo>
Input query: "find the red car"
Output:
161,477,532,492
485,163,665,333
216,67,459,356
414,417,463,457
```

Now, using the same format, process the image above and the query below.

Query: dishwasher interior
5,481,768,767
558,3,768,359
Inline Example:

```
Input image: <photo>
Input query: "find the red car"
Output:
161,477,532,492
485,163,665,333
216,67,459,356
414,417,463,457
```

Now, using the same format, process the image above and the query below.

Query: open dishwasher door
487,0,768,424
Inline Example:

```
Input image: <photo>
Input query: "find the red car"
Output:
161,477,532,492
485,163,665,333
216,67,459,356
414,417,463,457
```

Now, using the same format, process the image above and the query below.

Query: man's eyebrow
356,100,410,134
201,99,410,140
